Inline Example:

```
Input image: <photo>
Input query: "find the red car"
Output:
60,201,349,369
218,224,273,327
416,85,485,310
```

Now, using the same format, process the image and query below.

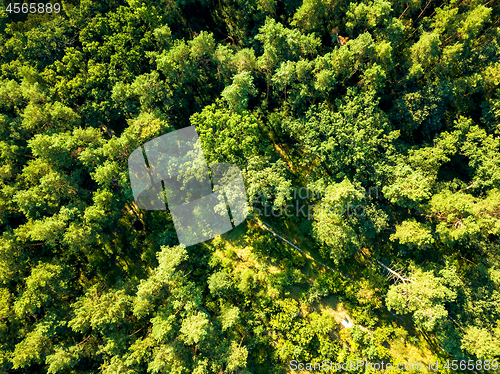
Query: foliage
0,0,499,371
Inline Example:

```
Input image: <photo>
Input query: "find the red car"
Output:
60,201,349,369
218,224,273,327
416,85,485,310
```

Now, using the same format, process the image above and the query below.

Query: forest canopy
0,0,499,372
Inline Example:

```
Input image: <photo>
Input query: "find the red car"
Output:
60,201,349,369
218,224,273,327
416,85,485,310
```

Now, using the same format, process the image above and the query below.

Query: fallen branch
377,260,413,284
